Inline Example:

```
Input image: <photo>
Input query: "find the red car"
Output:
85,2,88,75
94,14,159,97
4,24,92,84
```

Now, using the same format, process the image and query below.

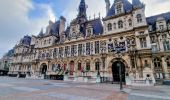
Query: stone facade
8,0,170,85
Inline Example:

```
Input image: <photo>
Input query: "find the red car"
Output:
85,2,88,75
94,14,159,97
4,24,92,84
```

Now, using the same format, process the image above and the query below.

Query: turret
77,0,87,23
105,0,110,15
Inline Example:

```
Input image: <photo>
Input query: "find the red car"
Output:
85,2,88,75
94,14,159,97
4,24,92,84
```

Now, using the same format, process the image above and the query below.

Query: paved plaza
0,77,170,100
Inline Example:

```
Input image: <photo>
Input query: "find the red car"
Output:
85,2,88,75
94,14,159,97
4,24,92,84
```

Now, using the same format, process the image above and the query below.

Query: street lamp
115,46,124,91
101,53,107,83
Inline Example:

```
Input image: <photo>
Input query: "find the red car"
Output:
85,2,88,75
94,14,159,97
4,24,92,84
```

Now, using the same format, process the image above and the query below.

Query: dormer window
159,25,164,30
107,23,112,31
116,4,122,14
86,28,92,37
137,14,142,23
118,20,123,29
72,32,76,39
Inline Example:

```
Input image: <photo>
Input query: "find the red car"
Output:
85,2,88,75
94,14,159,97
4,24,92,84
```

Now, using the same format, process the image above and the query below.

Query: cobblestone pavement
0,77,170,100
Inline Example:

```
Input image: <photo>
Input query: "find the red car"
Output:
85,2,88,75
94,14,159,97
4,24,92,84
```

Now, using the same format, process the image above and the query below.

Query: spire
105,0,110,15
78,0,87,19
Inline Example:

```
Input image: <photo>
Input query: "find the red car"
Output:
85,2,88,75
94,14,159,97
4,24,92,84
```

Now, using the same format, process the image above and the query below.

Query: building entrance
112,61,125,82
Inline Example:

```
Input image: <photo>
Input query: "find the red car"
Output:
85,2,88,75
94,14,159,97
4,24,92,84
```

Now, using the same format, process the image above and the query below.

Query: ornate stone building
9,0,170,85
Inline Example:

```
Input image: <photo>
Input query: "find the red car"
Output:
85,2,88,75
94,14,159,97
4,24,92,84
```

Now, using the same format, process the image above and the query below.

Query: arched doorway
112,61,125,82
41,63,47,75
70,61,74,75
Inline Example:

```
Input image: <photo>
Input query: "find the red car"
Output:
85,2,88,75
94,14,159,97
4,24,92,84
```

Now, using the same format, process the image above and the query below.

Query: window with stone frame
53,48,58,58
159,25,164,30
144,60,149,67
78,44,83,56
72,32,76,39
95,62,100,71
137,14,142,23
150,36,156,43
128,19,132,27
108,43,114,53
86,62,90,71
78,62,82,71
59,47,63,58
131,57,135,68
74,45,77,56
166,58,170,68
95,41,100,54
90,42,94,54
139,37,147,48
116,4,122,14
162,34,167,39
118,20,123,29
100,40,107,53
154,58,161,68
151,45,158,52
71,45,74,57
107,23,112,31
163,40,170,51
86,42,91,55
65,46,69,57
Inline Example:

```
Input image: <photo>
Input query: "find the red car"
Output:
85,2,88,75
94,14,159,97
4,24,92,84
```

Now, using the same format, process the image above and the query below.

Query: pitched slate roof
22,35,31,45
89,18,103,35
146,12,170,31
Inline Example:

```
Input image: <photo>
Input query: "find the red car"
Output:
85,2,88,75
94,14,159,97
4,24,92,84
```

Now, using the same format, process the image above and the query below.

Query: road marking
130,93,170,100
12,87,40,92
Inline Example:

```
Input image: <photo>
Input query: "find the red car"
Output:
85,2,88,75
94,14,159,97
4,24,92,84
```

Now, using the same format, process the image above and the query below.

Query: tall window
78,62,82,71
53,48,58,58
150,36,156,43
78,44,83,56
116,4,122,14
137,14,142,23
71,45,74,56
118,20,123,29
107,23,112,31
163,41,170,51
128,19,132,27
86,42,91,55
95,62,100,71
95,41,100,54
166,58,170,68
154,58,161,68
59,47,63,58
86,62,90,71
139,37,147,48
65,46,69,57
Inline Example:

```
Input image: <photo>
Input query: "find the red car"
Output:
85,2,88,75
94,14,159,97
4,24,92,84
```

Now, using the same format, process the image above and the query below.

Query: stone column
162,57,169,79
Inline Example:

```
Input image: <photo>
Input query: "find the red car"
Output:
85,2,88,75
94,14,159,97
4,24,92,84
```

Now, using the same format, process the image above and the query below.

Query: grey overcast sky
0,0,170,58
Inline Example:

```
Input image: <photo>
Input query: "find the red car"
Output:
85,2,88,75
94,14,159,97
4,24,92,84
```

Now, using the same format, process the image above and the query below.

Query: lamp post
101,53,107,83
115,46,123,91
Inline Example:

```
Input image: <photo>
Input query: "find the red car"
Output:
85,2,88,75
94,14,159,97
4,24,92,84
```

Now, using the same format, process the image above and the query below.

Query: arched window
107,23,112,31
95,62,100,71
154,58,161,68
137,14,142,23
166,58,170,68
128,19,132,27
118,20,123,29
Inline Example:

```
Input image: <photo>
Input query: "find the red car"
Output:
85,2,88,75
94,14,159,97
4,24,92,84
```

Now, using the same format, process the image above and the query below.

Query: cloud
0,0,56,58
62,0,106,24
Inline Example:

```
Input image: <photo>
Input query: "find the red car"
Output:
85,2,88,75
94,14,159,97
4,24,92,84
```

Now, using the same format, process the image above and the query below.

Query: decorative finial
99,12,100,18
94,14,95,19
